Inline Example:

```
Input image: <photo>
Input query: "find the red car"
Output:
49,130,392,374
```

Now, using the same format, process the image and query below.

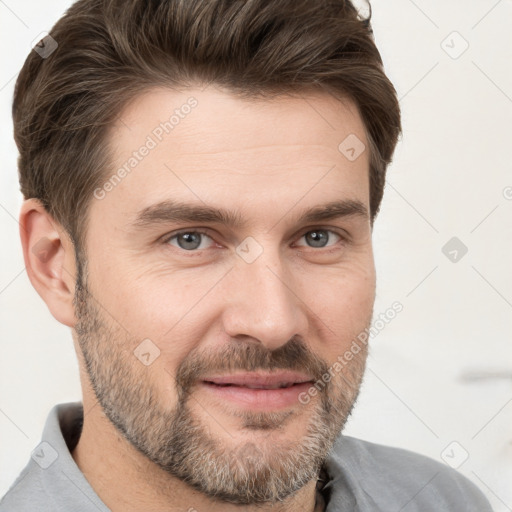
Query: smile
199,373,315,410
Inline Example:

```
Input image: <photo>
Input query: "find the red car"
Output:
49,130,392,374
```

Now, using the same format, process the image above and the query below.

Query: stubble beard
73,265,369,505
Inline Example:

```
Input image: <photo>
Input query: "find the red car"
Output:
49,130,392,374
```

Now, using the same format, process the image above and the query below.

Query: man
0,0,493,510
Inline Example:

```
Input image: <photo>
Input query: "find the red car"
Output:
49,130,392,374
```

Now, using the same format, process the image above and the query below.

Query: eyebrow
131,198,369,231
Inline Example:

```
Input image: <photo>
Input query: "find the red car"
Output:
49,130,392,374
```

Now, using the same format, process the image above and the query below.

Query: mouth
203,371,314,388
199,372,315,409
206,382,299,389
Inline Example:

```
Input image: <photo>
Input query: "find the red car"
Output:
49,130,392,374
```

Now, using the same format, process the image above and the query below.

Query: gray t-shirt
0,402,493,511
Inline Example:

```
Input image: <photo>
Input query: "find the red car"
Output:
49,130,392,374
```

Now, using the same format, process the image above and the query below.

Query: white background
1,0,511,509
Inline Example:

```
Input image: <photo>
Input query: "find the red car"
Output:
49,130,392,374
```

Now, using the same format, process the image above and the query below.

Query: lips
202,371,314,390
200,372,316,410
212,382,295,389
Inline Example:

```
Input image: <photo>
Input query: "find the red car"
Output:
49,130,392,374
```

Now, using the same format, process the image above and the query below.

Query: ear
19,198,78,327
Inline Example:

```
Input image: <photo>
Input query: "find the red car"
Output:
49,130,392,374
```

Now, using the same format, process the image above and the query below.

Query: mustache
175,336,329,394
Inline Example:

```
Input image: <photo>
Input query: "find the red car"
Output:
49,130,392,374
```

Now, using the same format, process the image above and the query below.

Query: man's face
73,86,376,504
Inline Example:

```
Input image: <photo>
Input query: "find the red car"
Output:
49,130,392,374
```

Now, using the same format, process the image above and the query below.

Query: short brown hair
13,0,401,261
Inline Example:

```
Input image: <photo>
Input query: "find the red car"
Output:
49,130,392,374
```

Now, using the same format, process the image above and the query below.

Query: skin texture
19,85,376,512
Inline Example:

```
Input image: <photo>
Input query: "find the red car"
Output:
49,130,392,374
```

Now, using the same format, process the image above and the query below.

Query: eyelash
161,227,348,254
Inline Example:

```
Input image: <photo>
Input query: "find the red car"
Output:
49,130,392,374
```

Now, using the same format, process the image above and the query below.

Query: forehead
111,85,367,154
94,85,370,228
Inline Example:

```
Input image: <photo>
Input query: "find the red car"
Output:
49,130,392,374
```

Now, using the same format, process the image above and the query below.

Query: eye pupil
306,230,328,248
178,232,202,250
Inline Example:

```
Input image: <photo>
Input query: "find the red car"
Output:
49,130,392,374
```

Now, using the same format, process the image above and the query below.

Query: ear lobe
19,198,78,327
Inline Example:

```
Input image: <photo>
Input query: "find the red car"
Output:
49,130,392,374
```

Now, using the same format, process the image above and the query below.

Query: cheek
297,260,375,348
89,252,209,335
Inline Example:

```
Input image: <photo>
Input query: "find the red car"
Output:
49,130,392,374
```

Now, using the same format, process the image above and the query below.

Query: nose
221,249,309,351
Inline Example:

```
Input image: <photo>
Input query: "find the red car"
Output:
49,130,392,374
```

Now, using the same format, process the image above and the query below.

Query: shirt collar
43,402,364,511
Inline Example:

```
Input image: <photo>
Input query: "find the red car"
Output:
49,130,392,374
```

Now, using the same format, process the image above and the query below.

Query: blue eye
297,229,342,248
165,231,214,251
163,228,344,253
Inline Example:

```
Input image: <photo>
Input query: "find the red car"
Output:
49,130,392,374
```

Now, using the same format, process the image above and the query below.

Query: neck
71,396,320,512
